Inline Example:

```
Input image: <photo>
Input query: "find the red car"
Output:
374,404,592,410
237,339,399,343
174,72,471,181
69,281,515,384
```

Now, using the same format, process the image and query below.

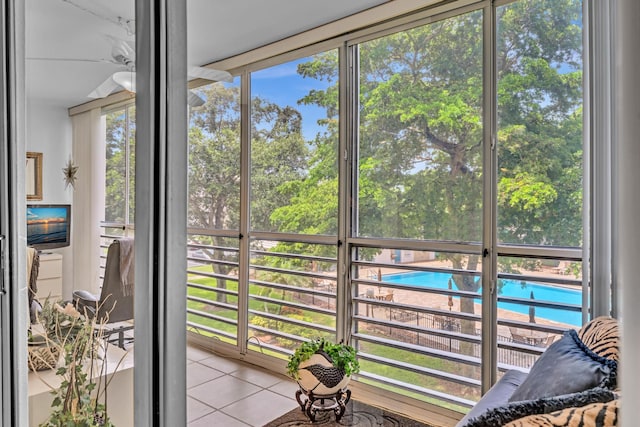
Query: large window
186,78,242,344
496,1,583,247
351,10,485,406
357,11,483,243
250,54,339,234
184,0,586,413
102,103,136,277
104,104,136,226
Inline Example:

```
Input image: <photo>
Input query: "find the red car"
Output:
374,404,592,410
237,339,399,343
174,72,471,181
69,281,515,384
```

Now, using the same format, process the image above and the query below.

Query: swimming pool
383,271,582,326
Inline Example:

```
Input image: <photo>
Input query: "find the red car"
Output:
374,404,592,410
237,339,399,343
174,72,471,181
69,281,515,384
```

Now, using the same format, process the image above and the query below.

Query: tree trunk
452,254,481,364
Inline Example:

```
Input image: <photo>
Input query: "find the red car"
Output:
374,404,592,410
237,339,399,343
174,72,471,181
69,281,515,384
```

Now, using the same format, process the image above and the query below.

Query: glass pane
357,11,483,242
353,247,482,406
105,108,128,223
497,255,583,369
188,78,241,230
250,52,339,234
127,106,136,223
187,235,240,345
497,255,583,326
497,0,583,247
246,239,338,356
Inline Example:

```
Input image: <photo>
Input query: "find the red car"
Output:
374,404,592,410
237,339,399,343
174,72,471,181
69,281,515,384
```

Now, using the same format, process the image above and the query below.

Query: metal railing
100,224,584,410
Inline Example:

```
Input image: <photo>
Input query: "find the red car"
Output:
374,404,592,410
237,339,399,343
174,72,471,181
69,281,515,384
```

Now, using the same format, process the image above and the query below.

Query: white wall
26,101,74,298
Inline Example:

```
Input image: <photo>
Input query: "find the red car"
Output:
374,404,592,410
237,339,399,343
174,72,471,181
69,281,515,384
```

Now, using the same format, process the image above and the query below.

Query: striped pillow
578,317,620,363
502,398,619,427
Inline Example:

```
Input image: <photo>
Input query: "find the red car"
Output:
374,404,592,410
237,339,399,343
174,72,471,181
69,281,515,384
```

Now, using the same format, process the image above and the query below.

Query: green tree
497,0,583,246
105,106,135,224
275,0,583,332
187,83,309,302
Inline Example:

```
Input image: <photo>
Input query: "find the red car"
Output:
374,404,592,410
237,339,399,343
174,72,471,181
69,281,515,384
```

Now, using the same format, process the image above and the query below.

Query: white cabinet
36,253,62,301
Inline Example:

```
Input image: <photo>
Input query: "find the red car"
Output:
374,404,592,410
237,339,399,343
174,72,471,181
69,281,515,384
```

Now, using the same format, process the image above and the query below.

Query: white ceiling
26,0,388,109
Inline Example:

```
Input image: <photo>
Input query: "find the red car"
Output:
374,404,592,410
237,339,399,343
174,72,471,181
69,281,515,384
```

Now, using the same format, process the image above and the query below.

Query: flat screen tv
27,204,71,250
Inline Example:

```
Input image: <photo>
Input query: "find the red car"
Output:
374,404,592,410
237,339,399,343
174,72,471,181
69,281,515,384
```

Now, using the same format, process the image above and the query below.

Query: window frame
188,0,594,411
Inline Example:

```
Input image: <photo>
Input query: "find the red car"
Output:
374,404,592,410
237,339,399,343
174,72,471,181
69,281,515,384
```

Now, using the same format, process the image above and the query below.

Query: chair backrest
98,239,134,323
509,327,527,344
544,334,557,347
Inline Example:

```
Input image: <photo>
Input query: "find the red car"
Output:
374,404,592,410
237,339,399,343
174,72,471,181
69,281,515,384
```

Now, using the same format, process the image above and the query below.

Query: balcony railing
101,224,584,411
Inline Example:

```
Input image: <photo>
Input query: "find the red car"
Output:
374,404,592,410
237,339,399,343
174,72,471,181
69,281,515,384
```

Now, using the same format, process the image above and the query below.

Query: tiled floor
187,345,300,426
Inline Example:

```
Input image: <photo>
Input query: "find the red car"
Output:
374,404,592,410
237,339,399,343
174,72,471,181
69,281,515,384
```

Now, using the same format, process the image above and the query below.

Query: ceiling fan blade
87,75,121,98
104,34,136,67
27,57,116,64
188,90,206,108
89,73,208,106
88,71,137,98
188,66,233,83
112,71,137,92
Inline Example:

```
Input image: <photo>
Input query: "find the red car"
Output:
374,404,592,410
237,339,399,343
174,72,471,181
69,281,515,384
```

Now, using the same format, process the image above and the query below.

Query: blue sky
27,206,68,221
251,56,332,141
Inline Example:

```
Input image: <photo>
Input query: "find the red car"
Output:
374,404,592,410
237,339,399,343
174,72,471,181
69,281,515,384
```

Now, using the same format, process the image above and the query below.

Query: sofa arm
456,369,528,427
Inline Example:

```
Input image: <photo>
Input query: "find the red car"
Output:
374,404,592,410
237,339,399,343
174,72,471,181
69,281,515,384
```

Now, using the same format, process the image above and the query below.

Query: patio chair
509,327,528,345
509,326,550,347
72,238,134,348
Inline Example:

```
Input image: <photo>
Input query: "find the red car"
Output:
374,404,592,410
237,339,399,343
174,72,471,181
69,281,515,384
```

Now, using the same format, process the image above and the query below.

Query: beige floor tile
187,362,225,389
268,379,300,400
187,396,215,423
187,345,214,362
188,410,250,427
230,365,287,388
188,375,261,409
198,354,247,374
221,389,298,427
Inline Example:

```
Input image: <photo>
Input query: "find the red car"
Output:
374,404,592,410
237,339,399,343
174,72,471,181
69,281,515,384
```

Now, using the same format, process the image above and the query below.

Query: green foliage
104,106,136,224
286,337,360,380
36,300,117,427
182,0,584,334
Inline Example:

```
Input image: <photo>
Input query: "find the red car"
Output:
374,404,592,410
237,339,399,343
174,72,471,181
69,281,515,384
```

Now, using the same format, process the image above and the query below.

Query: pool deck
357,259,581,337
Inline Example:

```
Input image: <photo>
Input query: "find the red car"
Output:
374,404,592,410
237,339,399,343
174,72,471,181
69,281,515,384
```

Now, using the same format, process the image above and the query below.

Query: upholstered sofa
456,317,620,427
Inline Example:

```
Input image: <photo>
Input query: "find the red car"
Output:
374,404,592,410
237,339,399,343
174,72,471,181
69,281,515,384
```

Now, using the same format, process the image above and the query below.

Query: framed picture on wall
26,152,43,201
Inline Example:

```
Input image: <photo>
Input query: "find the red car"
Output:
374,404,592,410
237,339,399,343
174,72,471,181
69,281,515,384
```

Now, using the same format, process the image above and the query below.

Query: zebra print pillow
502,398,619,427
464,388,617,427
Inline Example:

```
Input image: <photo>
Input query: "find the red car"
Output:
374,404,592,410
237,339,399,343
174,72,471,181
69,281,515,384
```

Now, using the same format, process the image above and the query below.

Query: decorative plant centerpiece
32,299,120,427
287,338,359,422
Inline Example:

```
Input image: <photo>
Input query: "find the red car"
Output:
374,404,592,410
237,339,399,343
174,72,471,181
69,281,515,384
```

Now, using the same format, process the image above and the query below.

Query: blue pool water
384,271,582,326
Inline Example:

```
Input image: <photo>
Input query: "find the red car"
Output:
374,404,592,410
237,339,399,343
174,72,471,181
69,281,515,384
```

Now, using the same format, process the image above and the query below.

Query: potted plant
287,337,360,421
28,297,88,373
33,299,120,427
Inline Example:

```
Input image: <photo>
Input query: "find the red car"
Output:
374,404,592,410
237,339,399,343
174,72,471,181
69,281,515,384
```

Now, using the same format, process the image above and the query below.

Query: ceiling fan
86,36,233,104
28,36,232,106
37,0,233,104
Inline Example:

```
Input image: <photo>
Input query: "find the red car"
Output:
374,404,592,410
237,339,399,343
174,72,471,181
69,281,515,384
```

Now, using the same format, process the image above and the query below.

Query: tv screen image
27,204,71,249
